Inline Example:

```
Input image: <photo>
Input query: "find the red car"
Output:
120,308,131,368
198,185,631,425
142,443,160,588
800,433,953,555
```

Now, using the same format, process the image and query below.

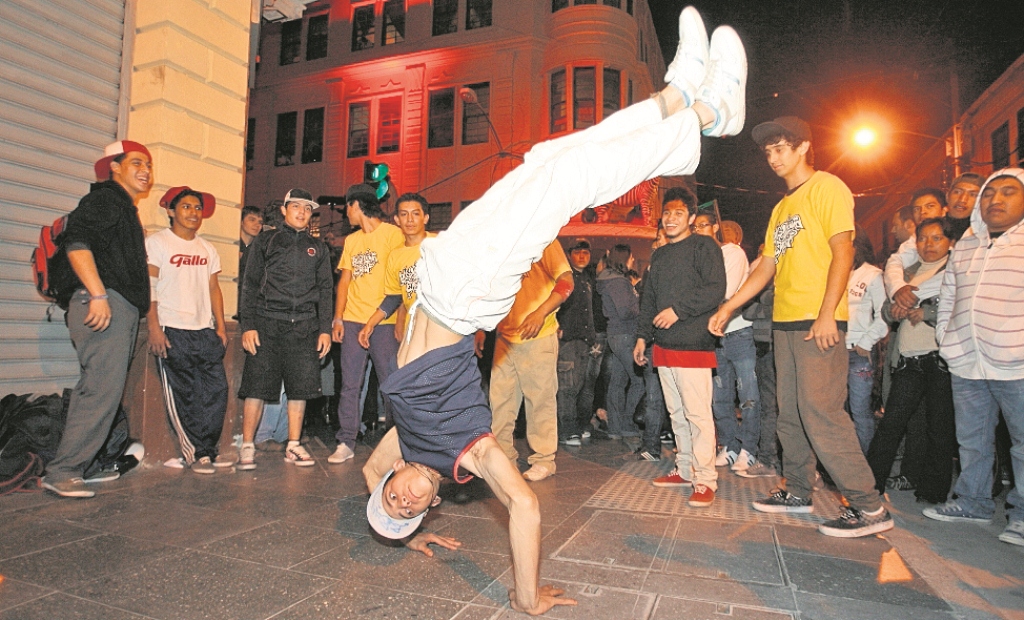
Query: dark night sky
647,0,1024,247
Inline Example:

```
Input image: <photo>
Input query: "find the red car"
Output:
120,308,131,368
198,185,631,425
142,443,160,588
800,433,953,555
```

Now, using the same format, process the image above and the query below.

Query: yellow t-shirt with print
338,222,404,324
384,233,437,312
496,240,571,344
763,170,855,323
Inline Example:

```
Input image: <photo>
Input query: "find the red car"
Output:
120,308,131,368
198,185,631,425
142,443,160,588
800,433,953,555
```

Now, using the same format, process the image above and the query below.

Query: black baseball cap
569,238,591,251
751,116,812,147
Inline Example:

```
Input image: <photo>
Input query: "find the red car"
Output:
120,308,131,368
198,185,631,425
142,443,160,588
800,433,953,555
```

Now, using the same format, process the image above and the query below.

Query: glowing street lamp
852,126,878,149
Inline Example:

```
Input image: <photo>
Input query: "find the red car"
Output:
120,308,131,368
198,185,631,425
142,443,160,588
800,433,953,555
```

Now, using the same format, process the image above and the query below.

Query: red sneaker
688,484,715,507
652,468,692,488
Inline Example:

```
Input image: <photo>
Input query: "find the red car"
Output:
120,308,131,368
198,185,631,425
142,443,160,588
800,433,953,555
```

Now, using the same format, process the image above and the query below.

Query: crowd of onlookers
41,123,1024,547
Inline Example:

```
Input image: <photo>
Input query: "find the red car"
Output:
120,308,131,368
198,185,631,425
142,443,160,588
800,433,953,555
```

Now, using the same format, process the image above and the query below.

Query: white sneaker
284,441,316,467
237,443,257,471
664,6,709,106
328,443,355,464
695,26,747,137
715,447,738,467
731,449,755,472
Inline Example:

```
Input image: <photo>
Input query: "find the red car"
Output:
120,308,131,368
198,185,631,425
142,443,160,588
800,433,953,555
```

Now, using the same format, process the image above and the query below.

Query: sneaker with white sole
730,448,755,472
633,447,662,461
83,468,120,484
191,456,216,475
328,443,355,464
736,460,776,478
663,6,709,107
695,26,747,137
818,506,894,538
237,443,257,471
285,442,315,467
999,520,1024,547
652,467,692,488
752,489,813,513
41,477,95,498
715,447,738,467
922,500,992,524
213,455,235,468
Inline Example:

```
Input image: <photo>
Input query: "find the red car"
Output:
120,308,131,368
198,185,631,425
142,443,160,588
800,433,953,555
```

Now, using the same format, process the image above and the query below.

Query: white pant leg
659,366,693,479
419,102,703,335
659,366,717,489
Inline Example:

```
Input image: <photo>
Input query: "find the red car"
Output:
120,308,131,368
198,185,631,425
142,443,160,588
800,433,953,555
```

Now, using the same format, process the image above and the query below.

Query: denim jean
605,333,643,437
556,339,592,439
641,347,668,453
712,327,760,455
866,352,956,503
846,348,875,454
950,375,1024,522
576,333,605,433
754,341,780,470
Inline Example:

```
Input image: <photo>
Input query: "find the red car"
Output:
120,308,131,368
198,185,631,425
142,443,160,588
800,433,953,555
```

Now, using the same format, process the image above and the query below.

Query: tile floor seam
262,579,355,620
0,529,106,563
5,587,164,620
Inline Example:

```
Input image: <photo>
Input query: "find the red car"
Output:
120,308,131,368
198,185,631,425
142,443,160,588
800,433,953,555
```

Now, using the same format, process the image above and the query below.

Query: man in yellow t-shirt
329,184,405,464
709,116,893,539
482,240,573,482
358,193,436,348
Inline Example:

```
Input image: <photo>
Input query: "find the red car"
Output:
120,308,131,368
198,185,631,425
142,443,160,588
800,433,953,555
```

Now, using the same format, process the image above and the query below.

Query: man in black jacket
42,141,153,499
237,189,334,470
633,186,726,507
556,239,597,446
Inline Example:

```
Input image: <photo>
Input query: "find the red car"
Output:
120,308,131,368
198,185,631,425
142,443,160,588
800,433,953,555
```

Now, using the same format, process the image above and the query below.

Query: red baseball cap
94,140,152,181
159,186,216,218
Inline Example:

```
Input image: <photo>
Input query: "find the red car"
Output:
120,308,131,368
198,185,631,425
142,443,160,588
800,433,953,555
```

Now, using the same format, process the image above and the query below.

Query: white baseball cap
366,470,426,539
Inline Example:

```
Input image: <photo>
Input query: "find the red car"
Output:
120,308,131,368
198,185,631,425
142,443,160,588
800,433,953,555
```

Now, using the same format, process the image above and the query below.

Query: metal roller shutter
0,0,126,394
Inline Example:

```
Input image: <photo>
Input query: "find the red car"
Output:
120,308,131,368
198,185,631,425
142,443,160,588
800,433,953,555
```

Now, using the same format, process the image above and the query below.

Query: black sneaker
818,506,894,538
660,430,675,444
633,447,661,461
559,435,582,447
886,475,915,491
752,489,813,514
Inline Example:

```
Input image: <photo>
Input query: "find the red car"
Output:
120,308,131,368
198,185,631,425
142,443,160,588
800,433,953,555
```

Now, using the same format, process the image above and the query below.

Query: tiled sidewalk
0,437,1020,619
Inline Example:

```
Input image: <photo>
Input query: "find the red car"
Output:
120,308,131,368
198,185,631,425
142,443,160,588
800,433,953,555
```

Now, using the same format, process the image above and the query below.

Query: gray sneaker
237,443,257,471
818,506,894,538
752,489,813,513
999,520,1024,546
736,460,776,478
41,477,95,498
922,500,992,524
191,456,216,475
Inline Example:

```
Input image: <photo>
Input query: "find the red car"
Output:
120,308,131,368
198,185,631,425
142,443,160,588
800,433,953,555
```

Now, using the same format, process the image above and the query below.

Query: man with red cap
146,186,229,475
42,140,153,498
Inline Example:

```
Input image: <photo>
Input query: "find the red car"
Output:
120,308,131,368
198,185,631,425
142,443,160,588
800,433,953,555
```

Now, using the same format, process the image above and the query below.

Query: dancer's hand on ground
508,585,577,615
317,334,332,359
242,330,261,355
805,316,840,352
517,310,546,340
405,532,461,558
652,307,679,329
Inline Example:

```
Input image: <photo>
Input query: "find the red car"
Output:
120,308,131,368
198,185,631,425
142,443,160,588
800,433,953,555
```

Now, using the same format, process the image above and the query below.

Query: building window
574,0,597,4
378,96,402,154
552,0,568,11
627,78,633,105
428,88,455,148
246,118,255,171
626,0,633,14
306,14,329,60
1017,107,1024,164
462,82,490,145
352,4,375,51
275,111,297,166
603,68,621,119
302,107,324,164
550,69,566,134
347,102,370,158
602,0,621,7
427,202,453,231
280,20,301,65
460,200,475,213
574,67,596,129
466,0,492,30
992,121,1010,170
432,0,458,36
383,0,405,46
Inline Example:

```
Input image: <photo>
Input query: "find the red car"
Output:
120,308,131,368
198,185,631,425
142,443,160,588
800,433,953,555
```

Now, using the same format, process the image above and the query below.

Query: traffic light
363,161,391,201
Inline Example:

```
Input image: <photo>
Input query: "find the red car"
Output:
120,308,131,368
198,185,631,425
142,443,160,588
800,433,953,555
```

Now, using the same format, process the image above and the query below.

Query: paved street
1,436,1021,619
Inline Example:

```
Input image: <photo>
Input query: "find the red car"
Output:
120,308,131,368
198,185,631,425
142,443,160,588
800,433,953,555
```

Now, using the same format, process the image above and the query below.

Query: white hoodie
937,168,1024,381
